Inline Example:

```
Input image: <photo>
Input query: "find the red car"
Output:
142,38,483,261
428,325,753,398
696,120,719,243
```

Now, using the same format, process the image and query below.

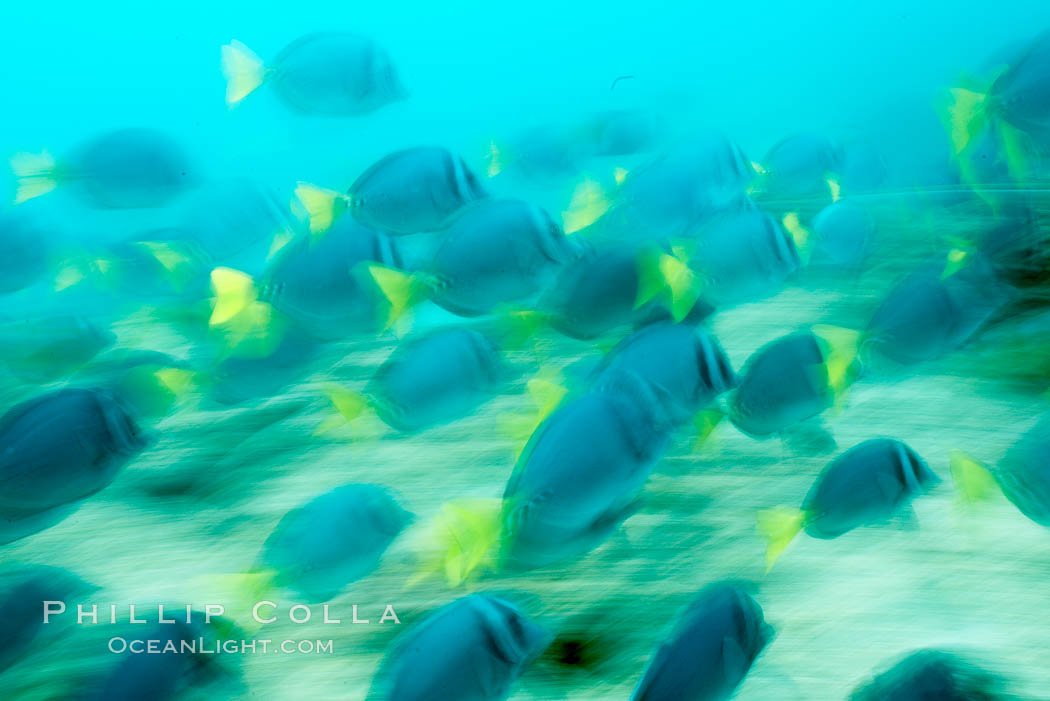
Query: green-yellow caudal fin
485,139,505,178
949,450,1001,504
562,177,611,235
781,212,813,263
812,325,862,404
941,87,988,154
692,408,725,452
314,385,373,436
134,240,202,291
410,498,504,588
635,244,702,322
294,182,349,236
221,40,266,107
365,264,431,330
493,307,547,350
208,267,284,358
498,370,567,457
756,507,806,572
116,365,198,420
997,121,1033,183
11,150,58,204
190,568,278,634
941,247,972,280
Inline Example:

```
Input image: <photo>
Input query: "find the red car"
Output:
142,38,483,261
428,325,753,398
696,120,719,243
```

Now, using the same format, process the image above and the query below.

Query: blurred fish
585,108,662,157
758,438,939,568
104,233,213,303
222,33,407,115
0,211,50,294
684,208,802,307
0,388,149,544
487,123,591,185
729,326,860,439
73,350,196,420
500,371,673,570
320,327,506,434
258,218,405,339
0,315,116,383
808,200,875,267
865,251,1010,365
177,179,294,263
596,131,755,243
0,565,94,673
952,414,1050,527
631,582,773,701
849,649,1009,700
371,199,577,320
258,484,412,602
11,128,194,207
369,593,549,701
755,132,842,203
590,321,736,427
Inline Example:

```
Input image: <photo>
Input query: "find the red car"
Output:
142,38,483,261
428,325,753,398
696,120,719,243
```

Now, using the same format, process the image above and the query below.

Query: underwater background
4,1,1050,699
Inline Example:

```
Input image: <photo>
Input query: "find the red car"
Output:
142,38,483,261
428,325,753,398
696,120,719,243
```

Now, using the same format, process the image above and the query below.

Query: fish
321,327,506,434
631,582,773,701
0,388,149,544
686,208,802,307
0,565,94,673
259,218,406,339
11,128,194,207
585,108,662,157
260,484,413,602
808,200,875,266
758,438,939,568
755,132,843,202
371,199,578,320
222,33,407,115
176,179,294,263
73,350,197,420
849,649,1009,700
0,315,116,383
865,251,1010,365
500,371,673,570
488,123,591,186
369,593,549,701
536,242,714,340
346,146,487,234
590,321,736,427
729,326,861,438
951,414,1050,526
0,211,51,294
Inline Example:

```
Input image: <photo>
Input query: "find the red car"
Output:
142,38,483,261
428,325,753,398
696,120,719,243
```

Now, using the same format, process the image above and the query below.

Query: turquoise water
2,3,1050,700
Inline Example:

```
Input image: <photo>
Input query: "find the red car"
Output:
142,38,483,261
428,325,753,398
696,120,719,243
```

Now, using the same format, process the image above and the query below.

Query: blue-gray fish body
586,109,661,157
0,315,116,382
606,132,754,243
729,332,833,437
0,212,49,294
369,327,504,432
178,179,291,262
850,649,1007,701
803,438,938,539
0,565,93,672
866,254,1009,365
262,483,412,602
591,322,736,425
208,327,321,406
990,29,1050,135
502,372,672,570
995,414,1050,526
262,218,404,339
760,132,842,201
70,128,194,208
271,32,406,116
371,593,548,701
631,582,773,701
810,200,875,266
428,199,576,316
688,209,800,306
349,146,487,234
0,388,147,542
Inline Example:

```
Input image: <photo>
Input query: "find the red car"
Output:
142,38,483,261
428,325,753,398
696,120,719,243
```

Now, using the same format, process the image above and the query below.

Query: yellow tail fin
314,386,372,436
613,167,629,186
756,507,806,571
11,150,58,204
562,177,610,234
411,498,504,587
943,87,988,154
498,370,567,458
941,248,971,280
485,140,503,177
118,366,197,419
949,450,1000,504
812,325,862,401
692,409,725,452
190,568,278,634
782,212,812,264
366,264,429,329
209,267,257,326
634,245,701,322
134,241,199,290
221,40,266,107
294,182,348,235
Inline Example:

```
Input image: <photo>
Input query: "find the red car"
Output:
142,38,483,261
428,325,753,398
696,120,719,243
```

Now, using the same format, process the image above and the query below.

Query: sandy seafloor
1,196,1049,701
